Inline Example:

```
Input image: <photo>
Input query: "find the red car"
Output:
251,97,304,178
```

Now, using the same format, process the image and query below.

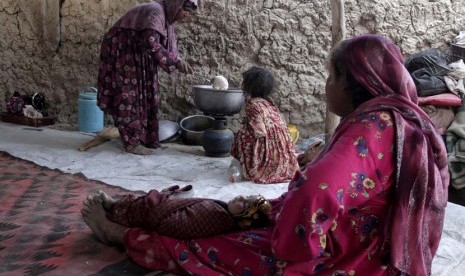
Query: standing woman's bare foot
144,143,161,149
126,145,155,155
81,197,126,245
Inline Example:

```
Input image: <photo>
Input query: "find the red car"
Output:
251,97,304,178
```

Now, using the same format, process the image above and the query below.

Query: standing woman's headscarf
112,0,198,59
323,34,449,275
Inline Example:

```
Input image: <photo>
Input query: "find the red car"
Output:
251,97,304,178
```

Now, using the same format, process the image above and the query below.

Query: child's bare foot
98,190,117,210
81,197,126,245
126,145,154,155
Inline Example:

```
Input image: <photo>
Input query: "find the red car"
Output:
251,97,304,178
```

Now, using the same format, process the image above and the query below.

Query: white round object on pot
211,76,229,90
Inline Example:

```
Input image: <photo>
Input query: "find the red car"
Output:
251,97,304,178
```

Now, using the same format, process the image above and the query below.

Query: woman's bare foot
144,143,160,149
126,145,154,155
81,196,126,245
98,190,117,211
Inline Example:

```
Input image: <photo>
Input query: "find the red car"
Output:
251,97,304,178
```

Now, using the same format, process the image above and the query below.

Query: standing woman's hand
176,59,193,74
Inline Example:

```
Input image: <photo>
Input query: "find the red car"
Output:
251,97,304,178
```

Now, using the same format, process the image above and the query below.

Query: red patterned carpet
0,151,159,275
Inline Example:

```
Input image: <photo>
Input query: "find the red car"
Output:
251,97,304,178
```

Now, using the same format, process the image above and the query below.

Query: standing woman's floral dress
122,111,398,275
97,1,188,150
230,97,299,183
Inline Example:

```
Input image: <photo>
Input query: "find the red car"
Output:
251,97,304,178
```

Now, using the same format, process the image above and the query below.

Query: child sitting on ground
82,185,272,240
230,66,299,183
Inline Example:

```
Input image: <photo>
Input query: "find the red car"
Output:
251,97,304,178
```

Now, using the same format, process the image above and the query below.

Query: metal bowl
159,120,180,142
192,85,245,116
180,115,215,145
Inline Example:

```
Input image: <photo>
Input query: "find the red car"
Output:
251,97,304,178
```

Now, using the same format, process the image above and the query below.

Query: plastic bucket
287,124,300,144
78,88,103,133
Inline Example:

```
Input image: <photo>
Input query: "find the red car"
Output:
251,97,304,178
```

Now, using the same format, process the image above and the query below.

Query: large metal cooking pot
180,115,215,145
192,85,244,116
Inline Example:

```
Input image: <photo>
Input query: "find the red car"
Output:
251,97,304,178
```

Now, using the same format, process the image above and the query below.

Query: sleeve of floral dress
145,30,179,73
271,111,395,262
245,100,267,138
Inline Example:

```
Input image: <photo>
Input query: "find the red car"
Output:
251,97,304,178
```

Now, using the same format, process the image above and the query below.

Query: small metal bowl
180,115,215,145
159,120,180,142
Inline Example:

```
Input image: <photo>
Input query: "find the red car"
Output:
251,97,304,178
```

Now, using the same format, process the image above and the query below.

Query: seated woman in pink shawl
97,0,196,155
82,34,449,275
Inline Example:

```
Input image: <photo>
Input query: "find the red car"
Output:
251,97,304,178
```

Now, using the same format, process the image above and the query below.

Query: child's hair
182,0,197,10
241,66,275,100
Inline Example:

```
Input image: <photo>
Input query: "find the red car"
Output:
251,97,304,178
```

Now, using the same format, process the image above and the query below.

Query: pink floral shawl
322,34,449,275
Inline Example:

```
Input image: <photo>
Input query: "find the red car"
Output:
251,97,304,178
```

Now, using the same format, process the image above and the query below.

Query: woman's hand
176,59,193,74
297,140,323,167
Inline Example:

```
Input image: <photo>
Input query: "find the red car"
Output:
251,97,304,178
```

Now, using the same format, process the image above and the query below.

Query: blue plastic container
78,87,104,133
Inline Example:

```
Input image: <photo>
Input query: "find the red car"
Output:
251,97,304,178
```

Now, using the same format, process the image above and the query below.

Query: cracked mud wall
1,0,464,136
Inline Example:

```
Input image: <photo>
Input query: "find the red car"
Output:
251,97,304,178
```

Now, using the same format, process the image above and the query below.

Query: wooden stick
78,127,120,151
325,0,346,141
78,136,108,152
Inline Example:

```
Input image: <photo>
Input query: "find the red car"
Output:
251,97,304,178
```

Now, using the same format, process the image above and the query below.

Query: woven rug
0,151,170,276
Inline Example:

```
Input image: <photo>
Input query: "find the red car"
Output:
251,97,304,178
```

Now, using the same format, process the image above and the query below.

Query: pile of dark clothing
406,48,464,134
406,48,465,190
5,92,49,118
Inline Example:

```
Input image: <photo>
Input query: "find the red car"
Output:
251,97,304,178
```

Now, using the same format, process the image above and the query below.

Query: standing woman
97,0,196,155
